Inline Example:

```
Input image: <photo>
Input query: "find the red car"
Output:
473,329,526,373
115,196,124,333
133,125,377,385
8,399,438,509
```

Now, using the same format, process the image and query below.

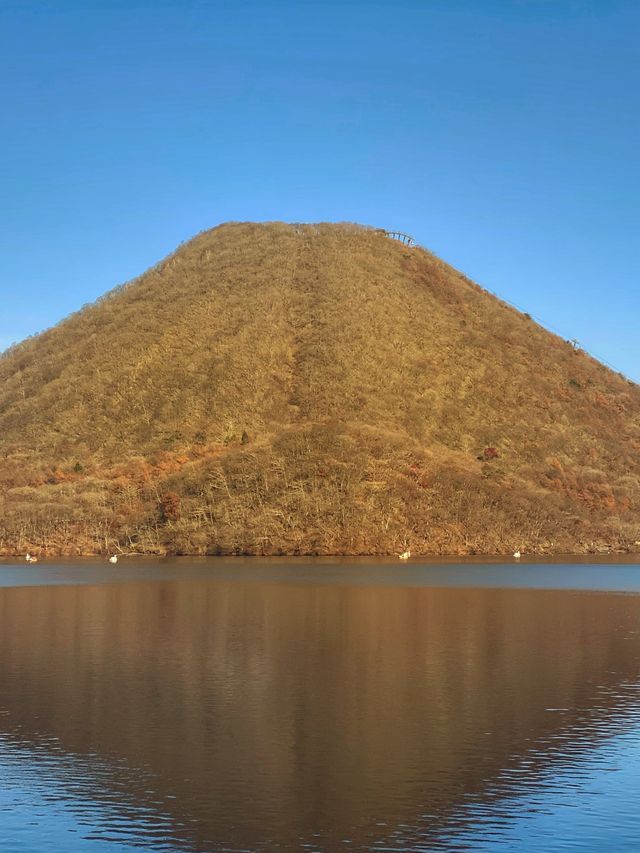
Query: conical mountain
1,222,639,556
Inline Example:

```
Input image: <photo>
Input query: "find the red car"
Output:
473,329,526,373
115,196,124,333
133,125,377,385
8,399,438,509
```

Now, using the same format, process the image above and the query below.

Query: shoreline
1,552,640,564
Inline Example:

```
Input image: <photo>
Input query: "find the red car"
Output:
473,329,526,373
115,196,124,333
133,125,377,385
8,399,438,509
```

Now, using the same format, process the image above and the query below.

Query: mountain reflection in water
0,572,639,851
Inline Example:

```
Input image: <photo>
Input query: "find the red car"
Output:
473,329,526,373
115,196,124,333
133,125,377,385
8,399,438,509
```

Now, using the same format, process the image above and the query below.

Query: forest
1,221,639,556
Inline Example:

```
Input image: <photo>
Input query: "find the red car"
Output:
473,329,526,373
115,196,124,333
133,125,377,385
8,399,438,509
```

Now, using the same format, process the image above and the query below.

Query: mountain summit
1,222,639,556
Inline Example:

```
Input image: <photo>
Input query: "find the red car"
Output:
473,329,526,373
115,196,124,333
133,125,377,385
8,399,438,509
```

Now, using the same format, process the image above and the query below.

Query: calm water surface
0,558,639,852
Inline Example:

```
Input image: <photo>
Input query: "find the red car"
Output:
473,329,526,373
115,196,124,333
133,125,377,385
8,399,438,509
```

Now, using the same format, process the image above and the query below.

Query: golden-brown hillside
1,221,639,556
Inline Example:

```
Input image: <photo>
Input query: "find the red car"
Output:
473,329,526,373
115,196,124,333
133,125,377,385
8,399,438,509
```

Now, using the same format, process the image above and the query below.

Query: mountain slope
1,221,639,555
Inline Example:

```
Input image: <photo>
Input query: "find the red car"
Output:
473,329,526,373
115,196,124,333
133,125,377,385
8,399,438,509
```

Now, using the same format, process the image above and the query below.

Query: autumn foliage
0,221,639,556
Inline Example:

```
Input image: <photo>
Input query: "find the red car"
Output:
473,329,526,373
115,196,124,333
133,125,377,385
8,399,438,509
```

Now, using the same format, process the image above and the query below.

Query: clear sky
1,0,638,380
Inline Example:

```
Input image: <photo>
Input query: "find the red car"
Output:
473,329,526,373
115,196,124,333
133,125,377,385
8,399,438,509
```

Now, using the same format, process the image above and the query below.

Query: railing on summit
381,230,416,247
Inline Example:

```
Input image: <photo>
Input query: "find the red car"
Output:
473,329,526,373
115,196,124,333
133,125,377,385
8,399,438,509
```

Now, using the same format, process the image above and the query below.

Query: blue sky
1,0,638,380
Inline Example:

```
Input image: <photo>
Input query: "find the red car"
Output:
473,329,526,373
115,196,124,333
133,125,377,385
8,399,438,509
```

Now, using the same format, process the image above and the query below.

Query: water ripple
0,570,638,851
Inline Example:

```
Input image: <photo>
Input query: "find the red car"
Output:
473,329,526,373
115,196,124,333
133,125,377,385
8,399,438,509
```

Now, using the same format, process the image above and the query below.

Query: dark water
0,559,639,852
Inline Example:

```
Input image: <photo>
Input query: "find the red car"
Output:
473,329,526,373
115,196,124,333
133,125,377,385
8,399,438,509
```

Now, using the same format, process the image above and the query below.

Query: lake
0,557,639,852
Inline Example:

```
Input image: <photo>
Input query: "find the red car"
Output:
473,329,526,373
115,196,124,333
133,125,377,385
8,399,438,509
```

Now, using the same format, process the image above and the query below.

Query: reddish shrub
480,447,499,461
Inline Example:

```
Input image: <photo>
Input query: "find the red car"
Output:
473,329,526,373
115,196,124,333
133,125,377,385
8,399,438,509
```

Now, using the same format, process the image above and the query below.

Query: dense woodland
1,221,639,556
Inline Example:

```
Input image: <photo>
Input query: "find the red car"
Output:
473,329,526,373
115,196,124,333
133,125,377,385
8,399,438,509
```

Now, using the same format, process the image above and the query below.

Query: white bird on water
109,554,118,564
399,549,411,561
513,550,521,559
25,553,38,563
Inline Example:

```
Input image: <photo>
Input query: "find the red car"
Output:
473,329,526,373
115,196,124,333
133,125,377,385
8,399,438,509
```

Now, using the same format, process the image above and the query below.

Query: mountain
1,221,639,556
